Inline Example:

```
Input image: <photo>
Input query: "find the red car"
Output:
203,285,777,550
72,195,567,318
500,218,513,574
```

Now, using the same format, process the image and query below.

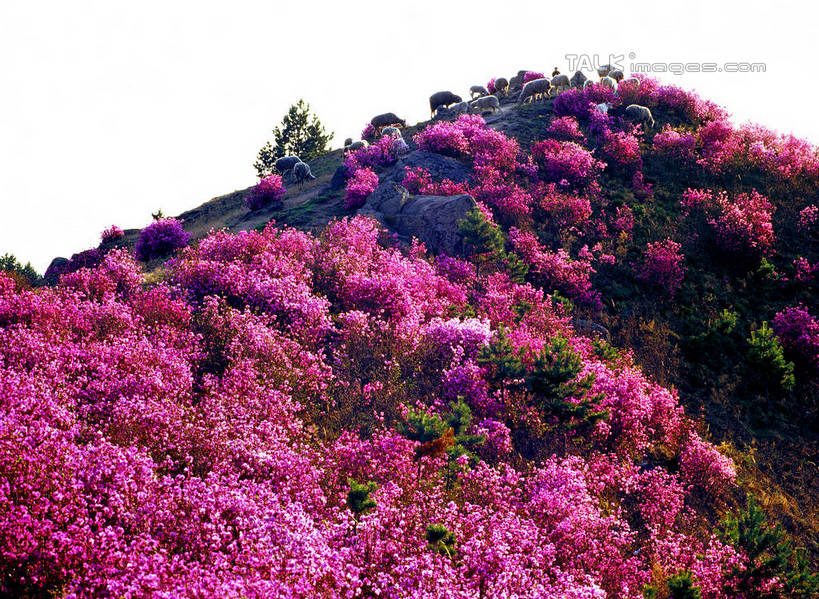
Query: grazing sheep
608,69,624,82
494,77,510,97
624,77,641,86
550,74,571,96
292,161,316,187
381,126,402,139
597,64,614,77
449,101,470,116
509,70,528,90
470,85,489,99
600,76,618,91
429,91,463,117
469,95,501,114
392,138,410,155
583,79,596,90
371,112,407,130
624,104,655,129
343,137,353,147
344,140,369,152
594,102,613,114
275,155,301,173
518,78,551,104
570,70,588,88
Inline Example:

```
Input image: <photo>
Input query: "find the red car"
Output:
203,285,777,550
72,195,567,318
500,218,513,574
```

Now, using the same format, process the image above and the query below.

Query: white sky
1,0,817,272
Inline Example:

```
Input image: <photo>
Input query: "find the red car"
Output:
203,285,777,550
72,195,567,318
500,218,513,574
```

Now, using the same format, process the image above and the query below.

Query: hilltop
3,72,818,597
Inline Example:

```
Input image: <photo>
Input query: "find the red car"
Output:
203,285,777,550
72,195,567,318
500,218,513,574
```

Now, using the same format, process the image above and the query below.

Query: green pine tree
526,335,608,429
425,523,456,558
721,497,818,598
346,479,377,518
477,326,525,409
459,207,505,275
746,322,795,394
254,99,333,177
667,571,702,599
0,253,39,285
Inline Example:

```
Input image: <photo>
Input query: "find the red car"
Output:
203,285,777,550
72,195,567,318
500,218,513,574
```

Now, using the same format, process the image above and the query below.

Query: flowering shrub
773,305,819,370
536,184,593,229
547,116,585,142
487,78,496,94
134,218,191,262
682,188,775,260
531,139,604,190
401,167,468,196
361,122,376,142
652,125,697,162
697,120,742,173
793,257,818,282
344,167,379,209
612,204,634,238
343,135,399,175
799,204,818,233
246,174,286,210
598,129,642,174
636,238,687,296
679,432,737,493
523,71,545,84
100,225,125,244
552,88,593,120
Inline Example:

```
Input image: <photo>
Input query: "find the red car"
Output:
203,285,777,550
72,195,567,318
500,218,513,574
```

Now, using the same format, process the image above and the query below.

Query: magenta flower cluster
100,225,125,244
344,167,379,209
134,217,191,262
246,174,287,211
0,210,748,596
523,71,545,84
773,305,819,371
531,139,604,190
636,238,687,296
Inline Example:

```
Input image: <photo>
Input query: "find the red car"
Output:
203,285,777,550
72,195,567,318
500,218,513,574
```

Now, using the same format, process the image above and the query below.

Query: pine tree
667,571,702,599
746,321,795,394
254,99,333,177
526,335,608,429
0,253,39,285
425,523,456,558
458,207,505,275
721,497,819,598
477,326,525,409
347,479,377,518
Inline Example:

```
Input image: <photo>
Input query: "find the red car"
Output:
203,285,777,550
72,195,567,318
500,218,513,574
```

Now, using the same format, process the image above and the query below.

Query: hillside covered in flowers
2,73,818,597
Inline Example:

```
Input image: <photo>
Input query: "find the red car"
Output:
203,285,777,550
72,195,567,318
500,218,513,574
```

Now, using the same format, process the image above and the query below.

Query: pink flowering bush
773,305,819,371
679,432,737,493
401,167,469,196
531,139,604,190
246,174,286,210
344,167,379,209
598,129,642,174
652,125,697,162
799,204,818,233
361,122,376,142
636,238,687,296
523,71,545,84
100,224,125,244
547,116,586,143
343,135,398,175
486,78,496,94
134,218,191,262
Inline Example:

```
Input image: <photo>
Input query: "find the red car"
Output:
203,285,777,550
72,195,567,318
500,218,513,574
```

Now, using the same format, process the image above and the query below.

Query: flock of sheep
274,64,655,189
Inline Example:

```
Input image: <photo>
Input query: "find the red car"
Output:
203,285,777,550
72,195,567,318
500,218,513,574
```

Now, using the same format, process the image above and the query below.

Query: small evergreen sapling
425,523,456,558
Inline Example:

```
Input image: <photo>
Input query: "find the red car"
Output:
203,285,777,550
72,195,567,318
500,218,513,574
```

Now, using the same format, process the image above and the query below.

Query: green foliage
683,308,740,368
458,208,527,282
346,479,377,518
592,338,621,364
477,326,525,407
425,523,456,558
397,408,448,445
254,99,333,177
667,571,702,599
526,335,608,428
746,322,795,393
151,209,165,220
721,497,819,598
0,253,39,285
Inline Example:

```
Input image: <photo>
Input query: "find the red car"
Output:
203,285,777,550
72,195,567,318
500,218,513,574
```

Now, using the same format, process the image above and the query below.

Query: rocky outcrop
358,151,475,254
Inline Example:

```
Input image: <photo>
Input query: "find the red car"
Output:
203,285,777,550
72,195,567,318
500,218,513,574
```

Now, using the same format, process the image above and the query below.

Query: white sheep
583,79,596,90
470,85,489,99
381,126,402,139
594,102,613,114
624,104,655,129
623,77,641,86
597,64,614,77
470,95,501,114
275,155,301,173
608,69,625,82
600,76,618,91
550,74,571,96
517,78,551,104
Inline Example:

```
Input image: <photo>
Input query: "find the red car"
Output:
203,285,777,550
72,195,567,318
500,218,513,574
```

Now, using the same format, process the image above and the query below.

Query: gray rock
44,257,68,286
